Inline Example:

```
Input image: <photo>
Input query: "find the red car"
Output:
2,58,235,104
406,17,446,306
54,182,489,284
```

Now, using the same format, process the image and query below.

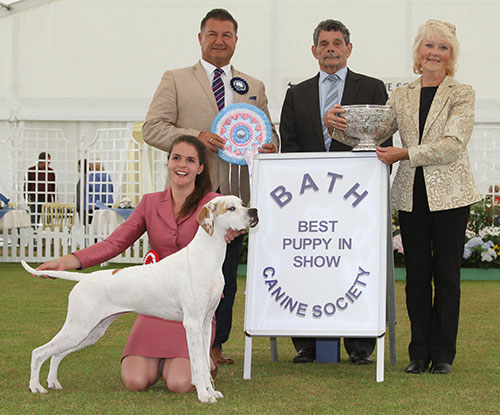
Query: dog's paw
48,380,62,390
200,395,217,403
206,384,223,399
196,389,219,403
29,383,48,394
197,387,223,403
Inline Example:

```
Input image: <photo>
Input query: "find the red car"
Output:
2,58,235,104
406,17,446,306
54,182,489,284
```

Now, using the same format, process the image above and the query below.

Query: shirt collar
319,66,348,83
200,59,232,78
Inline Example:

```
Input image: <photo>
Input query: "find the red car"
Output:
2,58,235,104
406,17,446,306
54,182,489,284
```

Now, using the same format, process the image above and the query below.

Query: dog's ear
197,204,215,235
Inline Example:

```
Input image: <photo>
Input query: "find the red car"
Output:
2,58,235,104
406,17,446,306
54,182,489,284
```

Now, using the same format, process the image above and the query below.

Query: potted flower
462,199,500,274
117,197,134,209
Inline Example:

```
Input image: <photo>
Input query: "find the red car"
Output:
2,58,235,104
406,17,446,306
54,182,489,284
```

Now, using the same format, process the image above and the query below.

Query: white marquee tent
1,0,499,199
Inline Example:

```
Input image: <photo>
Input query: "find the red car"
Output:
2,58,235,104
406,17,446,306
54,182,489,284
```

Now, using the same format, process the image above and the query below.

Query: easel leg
376,335,385,382
243,335,253,380
270,337,278,362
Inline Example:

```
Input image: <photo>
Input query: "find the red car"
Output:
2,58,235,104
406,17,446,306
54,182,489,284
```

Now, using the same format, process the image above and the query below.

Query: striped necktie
322,74,339,151
212,68,225,111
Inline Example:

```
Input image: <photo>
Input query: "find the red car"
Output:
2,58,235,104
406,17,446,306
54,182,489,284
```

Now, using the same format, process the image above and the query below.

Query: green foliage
463,199,500,269
467,199,500,234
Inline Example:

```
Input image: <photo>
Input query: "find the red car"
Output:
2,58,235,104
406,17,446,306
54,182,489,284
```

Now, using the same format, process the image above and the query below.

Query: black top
419,86,438,143
413,86,438,211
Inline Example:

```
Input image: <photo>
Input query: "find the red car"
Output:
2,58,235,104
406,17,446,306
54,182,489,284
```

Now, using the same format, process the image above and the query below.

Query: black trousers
213,233,243,349
399,204,470,365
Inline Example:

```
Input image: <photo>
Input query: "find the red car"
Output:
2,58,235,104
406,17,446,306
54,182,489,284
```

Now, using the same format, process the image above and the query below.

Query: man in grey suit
143,8,279,365
280,19,391,365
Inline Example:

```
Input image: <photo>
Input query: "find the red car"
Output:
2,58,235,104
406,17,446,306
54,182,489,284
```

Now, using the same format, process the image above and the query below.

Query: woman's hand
224,228,245,244
324,104,348,131
34,254,82,278
376,146,409,165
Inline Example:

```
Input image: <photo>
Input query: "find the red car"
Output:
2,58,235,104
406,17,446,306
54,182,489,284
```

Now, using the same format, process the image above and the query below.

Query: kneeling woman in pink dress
36,135,240,393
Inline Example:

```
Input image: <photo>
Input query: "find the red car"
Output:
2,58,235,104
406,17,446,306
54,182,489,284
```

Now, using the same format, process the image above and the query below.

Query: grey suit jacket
280,69,390,152
143,61,279,204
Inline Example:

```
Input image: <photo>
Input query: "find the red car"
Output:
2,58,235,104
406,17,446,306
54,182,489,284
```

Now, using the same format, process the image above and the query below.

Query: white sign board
244,152,388,337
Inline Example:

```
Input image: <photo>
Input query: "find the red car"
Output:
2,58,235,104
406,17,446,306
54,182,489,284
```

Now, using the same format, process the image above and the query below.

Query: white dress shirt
200,59,234,108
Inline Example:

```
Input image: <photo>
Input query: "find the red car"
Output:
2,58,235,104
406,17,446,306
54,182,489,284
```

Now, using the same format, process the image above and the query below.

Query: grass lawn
0,262,499,414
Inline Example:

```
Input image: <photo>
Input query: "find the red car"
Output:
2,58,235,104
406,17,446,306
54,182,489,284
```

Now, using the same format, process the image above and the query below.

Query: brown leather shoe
211,347,234,365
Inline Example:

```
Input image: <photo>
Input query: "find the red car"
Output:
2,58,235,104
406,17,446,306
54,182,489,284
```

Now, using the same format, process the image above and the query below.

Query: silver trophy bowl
342,104,397,151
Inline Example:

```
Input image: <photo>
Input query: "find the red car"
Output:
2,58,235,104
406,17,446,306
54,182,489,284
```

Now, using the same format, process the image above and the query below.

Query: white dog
21,195,258,403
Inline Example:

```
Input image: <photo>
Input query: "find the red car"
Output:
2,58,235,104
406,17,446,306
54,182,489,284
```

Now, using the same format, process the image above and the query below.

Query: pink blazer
74,189,219,268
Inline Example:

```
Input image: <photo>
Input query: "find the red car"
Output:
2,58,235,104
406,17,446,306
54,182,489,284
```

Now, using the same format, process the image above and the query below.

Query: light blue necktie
322,74,339,151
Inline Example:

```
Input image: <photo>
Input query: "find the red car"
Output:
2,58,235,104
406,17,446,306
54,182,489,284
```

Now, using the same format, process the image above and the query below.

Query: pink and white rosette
210,103,272,173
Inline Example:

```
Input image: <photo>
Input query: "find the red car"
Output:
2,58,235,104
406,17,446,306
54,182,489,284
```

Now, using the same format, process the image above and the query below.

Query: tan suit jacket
388,76,480,212
143,61,279,204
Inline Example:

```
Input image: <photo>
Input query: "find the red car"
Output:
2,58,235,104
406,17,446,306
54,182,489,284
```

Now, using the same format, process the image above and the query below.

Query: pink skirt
122,314,216,360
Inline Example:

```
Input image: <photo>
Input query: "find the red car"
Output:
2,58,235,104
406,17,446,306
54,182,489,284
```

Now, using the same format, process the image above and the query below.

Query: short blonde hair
412,20,459,76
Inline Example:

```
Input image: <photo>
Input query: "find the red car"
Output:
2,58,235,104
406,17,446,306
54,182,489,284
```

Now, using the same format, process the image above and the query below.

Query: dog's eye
228,207,236,211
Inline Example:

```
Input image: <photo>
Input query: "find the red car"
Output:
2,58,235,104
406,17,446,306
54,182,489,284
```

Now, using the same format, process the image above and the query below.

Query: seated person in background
34,135,241,393
25,152,56,227
88,161,114,213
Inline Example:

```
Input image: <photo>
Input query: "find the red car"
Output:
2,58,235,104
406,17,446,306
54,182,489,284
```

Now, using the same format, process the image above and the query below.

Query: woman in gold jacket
326,20,480,375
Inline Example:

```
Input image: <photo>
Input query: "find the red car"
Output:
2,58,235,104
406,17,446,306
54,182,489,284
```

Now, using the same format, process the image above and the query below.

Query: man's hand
324,104,347,131
224,227,245,244
199,131,225,152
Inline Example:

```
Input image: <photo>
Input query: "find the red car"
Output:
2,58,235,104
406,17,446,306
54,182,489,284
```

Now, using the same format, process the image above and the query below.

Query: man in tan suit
143,8,279,365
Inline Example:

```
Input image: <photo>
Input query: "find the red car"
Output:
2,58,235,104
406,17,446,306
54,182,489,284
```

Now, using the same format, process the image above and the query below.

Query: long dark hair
168,135,212,218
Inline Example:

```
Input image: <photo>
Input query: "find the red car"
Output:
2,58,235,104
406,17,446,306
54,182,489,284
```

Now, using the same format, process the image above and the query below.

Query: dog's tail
21,260,85,282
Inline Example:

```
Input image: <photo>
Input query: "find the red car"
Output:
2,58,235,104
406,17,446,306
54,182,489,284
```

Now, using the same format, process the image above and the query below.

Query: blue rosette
210,103,273,166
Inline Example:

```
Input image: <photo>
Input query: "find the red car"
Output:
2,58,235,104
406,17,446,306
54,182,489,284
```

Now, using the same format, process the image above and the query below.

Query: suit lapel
232,67,243,104
193,61,219,113
407,79,421,138
157,189,177,230
341,69,360,105
421,76,454,139
304,74,324,146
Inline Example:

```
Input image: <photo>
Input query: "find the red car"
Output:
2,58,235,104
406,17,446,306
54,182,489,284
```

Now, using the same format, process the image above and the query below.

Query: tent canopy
1,0,499,197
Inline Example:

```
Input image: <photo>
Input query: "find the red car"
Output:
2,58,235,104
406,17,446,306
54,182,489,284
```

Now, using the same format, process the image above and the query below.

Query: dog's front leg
203,309,223,398
183,316,221,403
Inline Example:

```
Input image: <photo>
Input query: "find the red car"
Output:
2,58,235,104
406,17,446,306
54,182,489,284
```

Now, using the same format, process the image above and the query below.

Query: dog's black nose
249,208,259,227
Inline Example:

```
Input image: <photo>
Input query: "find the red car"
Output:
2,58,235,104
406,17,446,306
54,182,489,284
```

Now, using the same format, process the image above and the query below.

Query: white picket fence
0,125,167,265
0,226,149,265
